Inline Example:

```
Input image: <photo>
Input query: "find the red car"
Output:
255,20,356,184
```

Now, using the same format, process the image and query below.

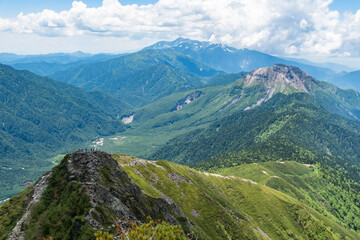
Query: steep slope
1,152,358,240
41,76,132,117
150,93,360,184
0,64,125,200
0,152,190,240
51,49,219,107
132,64,360,128
98,64,360,158
146,38,336,80
223,64,360,120
214,161,360,232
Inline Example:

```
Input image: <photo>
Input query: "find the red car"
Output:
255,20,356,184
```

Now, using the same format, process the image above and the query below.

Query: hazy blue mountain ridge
146,38,338,81
51,49,220,107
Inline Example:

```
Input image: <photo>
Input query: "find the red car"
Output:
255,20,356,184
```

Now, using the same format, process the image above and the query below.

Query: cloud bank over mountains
0,0,359,57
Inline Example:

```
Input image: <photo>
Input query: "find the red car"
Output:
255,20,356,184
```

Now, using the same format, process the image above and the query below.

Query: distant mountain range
327,71,360,92
2,38,360,95
1,39,360,239
51,49,220,107
0,52,123,76
146,38,339,80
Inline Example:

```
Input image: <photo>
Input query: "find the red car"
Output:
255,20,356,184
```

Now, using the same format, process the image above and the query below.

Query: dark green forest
0,65,125,199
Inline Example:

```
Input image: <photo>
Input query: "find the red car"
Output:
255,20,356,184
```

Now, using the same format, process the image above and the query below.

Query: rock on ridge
9,151,191,238
65,151,191,231
244,64,313,93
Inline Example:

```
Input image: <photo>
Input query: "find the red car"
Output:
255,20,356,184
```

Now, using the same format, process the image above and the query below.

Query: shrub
94,217,187,240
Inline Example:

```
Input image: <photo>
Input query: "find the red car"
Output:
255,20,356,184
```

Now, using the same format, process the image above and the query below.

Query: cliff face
6,151,190,240
67,151,190,229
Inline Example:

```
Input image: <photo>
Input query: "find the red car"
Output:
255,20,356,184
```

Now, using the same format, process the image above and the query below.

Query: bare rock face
171,91,205,111
8,172,53,240
244,64,313,94
8,151,191,239
65,151,191,232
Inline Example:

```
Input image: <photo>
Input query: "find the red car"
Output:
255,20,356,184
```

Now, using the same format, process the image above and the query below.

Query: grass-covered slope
97,65,360,159
151,93,360,168
113,155,359,239
1,153,359,239
96,78,263,157
214,161,360,232
0,64,125,200
0,188,33,239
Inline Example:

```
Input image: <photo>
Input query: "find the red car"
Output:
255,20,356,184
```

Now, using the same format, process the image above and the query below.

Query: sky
0,0,360,67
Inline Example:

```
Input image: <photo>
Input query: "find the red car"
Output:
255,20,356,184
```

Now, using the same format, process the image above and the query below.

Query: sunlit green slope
151,93,360,185
98,64,360,159
214,161,360,232
1,153,358,239
113,155,359,240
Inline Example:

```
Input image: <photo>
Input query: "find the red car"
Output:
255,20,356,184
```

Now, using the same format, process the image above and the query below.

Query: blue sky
0,0,360,67
330,0,360,13
0,0,357,17
0,0,158,17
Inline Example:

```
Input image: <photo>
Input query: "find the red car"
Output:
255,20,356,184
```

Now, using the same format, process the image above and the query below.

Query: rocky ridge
6,151,191,239
244,64,313,93
65,151,190,230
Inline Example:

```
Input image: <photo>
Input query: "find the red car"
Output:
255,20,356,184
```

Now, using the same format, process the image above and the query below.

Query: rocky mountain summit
63,151,190,229
244,64,313,93
239,64,360,119
3,151,190,239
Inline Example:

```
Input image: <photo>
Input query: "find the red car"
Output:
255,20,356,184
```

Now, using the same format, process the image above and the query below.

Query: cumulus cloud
0,0,360,56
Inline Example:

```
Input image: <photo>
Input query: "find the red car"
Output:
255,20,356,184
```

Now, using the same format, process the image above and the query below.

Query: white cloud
0,0,360,57
299,19,309,30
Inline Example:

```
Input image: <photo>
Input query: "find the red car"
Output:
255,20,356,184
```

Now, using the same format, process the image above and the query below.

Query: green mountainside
98,64,360,159
1,152,358,240
0,64,126,200
215,161,360,232
1,41,360,240
150,93,360,183
51,49,219,107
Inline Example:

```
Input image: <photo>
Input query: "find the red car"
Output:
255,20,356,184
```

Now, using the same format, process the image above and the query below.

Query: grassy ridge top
215,161,360,232
114,154,359,239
